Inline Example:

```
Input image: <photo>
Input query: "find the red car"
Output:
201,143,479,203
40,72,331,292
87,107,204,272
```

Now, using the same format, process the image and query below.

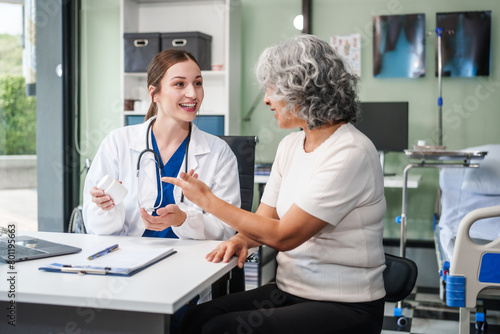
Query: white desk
0,231,237,333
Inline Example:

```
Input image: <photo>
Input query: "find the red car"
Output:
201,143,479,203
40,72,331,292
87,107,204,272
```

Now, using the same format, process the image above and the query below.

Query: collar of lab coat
129,116,212,172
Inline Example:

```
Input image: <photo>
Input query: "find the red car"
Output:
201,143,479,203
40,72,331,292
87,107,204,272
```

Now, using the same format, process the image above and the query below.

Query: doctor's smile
179,103,198,112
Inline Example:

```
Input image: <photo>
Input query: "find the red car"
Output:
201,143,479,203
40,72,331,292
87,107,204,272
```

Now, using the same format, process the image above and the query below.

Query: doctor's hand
139,205,187,230
206,235,249,269
90,186,114,211
162,169,214,211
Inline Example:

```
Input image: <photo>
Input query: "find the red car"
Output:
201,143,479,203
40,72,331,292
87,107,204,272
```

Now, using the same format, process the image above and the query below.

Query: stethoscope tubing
136,119,191,211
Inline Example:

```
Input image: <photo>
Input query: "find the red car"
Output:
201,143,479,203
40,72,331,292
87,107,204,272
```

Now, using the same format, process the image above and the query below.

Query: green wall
240,0,500,240
80,0,500,241
79,0,121,192
239,0,302,163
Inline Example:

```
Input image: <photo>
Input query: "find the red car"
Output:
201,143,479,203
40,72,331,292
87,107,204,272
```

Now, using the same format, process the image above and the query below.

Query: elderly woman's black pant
179,283,384,334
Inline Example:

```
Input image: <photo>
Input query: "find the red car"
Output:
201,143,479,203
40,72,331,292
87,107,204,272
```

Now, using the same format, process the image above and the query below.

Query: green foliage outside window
0,76,37,154
0,33,36,155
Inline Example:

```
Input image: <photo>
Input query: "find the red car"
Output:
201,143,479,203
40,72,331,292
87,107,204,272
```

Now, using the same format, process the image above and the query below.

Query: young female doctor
82,49,241,241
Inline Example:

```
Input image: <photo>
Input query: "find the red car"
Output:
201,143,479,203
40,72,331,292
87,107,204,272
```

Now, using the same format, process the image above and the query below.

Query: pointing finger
161,176,179,185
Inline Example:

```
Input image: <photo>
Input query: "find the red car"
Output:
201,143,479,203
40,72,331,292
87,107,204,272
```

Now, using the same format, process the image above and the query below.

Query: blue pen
87,244,119,260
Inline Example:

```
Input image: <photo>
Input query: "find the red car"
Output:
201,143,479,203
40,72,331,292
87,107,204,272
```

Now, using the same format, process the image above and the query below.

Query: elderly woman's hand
206,236,249,269
161,169,214,211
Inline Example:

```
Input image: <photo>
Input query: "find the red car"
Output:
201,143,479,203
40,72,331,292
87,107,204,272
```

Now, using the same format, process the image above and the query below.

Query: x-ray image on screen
436,11,491,77
373,14,426,78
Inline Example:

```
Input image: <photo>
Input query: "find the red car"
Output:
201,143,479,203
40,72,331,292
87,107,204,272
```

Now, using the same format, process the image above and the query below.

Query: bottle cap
97,175,113,190
96,175,128,204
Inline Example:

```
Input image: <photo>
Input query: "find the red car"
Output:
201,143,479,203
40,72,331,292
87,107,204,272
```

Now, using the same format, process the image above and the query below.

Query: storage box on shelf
124,31,212,72
160,31,212,70
124,32,161,73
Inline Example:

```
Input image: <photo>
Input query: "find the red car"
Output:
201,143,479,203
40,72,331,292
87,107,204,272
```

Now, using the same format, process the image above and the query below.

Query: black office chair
383,253,418,328
383,253,418,302
217,136,258,212
211,136,258,297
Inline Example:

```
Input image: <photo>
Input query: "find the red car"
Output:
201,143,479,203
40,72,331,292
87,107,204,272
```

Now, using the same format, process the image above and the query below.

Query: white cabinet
120,0,241,135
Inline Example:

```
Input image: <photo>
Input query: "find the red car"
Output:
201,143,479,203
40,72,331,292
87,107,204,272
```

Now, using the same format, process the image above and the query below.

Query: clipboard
39,246,176,276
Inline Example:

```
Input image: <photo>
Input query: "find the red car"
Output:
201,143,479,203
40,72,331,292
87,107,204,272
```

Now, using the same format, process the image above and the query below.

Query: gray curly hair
255,34,360,130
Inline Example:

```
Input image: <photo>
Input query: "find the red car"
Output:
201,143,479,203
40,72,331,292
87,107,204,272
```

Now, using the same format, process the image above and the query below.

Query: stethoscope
136,119,191,211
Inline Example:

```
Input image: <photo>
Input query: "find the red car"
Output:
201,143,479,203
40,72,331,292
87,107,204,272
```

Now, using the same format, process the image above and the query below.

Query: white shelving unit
120,0,241,135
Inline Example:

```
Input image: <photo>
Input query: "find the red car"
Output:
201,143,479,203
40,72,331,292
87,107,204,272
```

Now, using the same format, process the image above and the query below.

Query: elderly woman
165,34,387,334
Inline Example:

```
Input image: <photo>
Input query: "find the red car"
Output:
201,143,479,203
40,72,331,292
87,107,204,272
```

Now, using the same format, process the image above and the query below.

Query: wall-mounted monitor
354,102,409,174
354,102,409,152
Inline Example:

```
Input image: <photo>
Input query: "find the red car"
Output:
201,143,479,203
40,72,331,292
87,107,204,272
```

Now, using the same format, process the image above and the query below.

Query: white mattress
438,144,500,261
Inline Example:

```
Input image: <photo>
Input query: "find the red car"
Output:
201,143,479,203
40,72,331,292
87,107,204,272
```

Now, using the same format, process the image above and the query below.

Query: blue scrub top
142,130,188,239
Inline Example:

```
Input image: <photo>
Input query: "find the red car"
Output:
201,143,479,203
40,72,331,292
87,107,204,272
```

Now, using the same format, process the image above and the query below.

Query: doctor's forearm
83,204,125,235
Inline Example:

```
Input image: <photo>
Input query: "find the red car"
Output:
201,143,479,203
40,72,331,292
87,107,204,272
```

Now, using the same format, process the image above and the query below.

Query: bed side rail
446,205,500,308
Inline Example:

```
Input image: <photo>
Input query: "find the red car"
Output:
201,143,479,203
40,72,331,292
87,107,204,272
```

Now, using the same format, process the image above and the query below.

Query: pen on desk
61,265,109,275
87,244,119,260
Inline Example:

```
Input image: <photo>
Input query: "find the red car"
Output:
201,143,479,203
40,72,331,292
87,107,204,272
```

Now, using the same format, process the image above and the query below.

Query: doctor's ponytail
145,96,158,120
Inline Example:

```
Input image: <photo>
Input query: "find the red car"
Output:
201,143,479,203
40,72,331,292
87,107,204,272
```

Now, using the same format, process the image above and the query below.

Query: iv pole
436,27,444,147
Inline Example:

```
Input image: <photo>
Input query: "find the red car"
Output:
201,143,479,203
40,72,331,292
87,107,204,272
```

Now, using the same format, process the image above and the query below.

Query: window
0,1,37,231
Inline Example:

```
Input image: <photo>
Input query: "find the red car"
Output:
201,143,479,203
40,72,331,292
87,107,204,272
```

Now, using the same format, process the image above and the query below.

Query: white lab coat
83,118,240,240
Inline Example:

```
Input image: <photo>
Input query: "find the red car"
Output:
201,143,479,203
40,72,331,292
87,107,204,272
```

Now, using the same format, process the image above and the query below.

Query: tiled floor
382,286,500,333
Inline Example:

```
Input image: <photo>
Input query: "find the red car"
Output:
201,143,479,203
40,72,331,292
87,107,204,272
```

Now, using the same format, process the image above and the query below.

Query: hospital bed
434,144,500,333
